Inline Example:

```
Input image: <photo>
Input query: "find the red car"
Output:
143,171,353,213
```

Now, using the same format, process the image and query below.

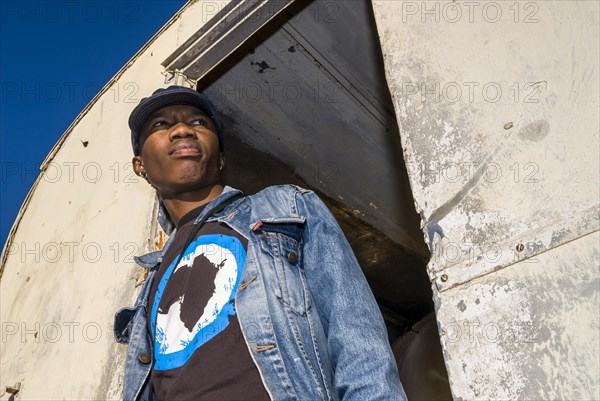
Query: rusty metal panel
372,0,599,399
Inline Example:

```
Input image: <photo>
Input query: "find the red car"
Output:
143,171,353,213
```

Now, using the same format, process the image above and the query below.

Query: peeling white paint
373,0,600,399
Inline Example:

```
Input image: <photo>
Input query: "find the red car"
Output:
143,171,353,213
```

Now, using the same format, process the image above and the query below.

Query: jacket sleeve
295,189,407,401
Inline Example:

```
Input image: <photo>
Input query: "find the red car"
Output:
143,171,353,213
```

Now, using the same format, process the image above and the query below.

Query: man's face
132,104,223,196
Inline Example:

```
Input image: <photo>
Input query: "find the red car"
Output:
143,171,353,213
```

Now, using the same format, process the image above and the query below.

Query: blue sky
0,0,187,249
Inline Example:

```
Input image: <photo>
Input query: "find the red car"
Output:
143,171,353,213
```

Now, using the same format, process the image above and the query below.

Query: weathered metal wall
176,0,433,319
0,2,234,399
186,0,430,256
372,0,599,399
3,0,598,399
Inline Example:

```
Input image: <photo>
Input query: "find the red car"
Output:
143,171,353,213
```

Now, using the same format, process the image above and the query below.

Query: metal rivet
504,122,514,130
440,274,448,282
138,353,151,364
516,243,524,252
287,251,298,264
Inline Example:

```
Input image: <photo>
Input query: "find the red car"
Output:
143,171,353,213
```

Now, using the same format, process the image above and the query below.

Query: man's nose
169,122,197,141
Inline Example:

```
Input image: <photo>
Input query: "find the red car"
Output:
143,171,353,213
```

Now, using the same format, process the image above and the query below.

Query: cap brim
129,89,216,136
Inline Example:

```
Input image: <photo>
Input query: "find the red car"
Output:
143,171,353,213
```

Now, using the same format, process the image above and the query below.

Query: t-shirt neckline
177,204,208,228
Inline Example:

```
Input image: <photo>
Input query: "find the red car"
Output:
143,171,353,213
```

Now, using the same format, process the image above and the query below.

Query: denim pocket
114,306,137,344
259,219,310,316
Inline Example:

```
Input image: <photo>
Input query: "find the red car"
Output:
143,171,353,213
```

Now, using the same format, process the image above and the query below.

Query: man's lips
168,141,201,156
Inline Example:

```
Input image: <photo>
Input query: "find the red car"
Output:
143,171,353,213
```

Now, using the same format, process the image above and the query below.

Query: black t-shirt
147,205,270,401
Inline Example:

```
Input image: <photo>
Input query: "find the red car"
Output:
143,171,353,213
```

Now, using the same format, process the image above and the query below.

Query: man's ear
132,156,144,176
219,153,225,171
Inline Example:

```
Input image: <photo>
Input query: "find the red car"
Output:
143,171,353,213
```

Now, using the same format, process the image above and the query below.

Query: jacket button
138,353,151,364
287,251,298,264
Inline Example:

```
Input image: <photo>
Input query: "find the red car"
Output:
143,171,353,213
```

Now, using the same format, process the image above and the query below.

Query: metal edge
162,0,261,70
166,0,297,81
430,204,600,292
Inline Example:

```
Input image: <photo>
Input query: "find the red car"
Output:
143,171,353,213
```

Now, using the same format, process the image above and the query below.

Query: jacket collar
192,186,243,225
135,186,243,269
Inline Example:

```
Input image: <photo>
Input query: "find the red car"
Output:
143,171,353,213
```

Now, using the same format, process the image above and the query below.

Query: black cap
129,86,224,155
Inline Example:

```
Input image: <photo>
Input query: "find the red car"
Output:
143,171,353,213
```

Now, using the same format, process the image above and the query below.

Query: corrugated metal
372,0,599,399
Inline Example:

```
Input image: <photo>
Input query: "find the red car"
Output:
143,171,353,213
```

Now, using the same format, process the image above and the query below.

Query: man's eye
153,120,168,127
192,119,208,126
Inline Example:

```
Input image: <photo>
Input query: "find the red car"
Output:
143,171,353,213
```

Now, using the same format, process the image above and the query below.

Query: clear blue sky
0,0,187,250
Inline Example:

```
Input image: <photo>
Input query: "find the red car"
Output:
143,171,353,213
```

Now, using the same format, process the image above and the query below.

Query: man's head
129,86,224,155
128,86,225,196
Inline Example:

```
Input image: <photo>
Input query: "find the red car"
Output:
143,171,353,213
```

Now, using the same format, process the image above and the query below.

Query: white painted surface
372,0,599,399
0,2,234,399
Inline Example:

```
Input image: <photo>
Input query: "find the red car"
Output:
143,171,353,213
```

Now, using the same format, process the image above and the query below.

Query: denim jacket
114,185,407,401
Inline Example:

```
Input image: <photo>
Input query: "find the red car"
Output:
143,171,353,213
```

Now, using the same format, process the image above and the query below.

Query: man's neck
160,184,225,226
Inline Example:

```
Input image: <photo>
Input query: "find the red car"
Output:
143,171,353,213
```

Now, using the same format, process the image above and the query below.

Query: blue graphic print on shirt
149,234,246,370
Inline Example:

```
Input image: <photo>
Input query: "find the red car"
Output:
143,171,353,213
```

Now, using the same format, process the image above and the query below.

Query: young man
114,86,406,401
